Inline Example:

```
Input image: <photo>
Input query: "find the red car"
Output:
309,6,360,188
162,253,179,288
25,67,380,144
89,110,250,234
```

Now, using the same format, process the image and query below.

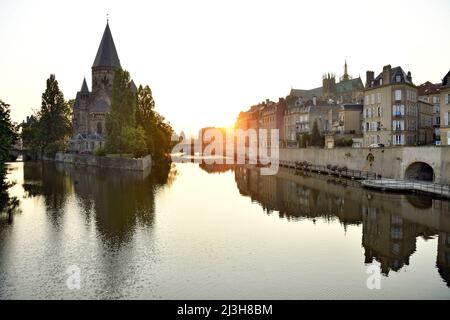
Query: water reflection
233,165,450,286
21,162,174,246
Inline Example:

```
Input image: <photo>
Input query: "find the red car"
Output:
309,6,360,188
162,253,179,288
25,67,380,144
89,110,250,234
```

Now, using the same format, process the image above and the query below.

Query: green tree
120,125,147,158
136,85,173,162
310,120,324,147
21,115,40,158
20,76,72,158
105,69,136,154
0,100,17,166
0,99,19,214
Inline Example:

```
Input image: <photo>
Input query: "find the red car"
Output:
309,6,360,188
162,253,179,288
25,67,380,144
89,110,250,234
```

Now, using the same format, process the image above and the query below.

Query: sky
1,0,449,136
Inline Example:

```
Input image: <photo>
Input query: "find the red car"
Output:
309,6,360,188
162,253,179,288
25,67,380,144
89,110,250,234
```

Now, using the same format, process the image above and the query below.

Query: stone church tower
70,22,135,153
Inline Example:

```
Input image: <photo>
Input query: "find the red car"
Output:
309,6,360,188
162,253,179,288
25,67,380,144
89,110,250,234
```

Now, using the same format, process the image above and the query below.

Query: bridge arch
404,161,434,182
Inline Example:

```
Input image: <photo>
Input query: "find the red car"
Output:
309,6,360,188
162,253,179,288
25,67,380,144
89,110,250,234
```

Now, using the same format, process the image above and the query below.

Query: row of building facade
235,61,450,148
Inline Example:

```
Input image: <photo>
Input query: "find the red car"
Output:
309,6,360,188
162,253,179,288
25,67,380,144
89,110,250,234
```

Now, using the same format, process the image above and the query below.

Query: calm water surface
1,161,450,299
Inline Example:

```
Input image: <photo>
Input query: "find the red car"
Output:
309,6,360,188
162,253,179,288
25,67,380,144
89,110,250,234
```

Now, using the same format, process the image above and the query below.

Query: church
69,22,136,153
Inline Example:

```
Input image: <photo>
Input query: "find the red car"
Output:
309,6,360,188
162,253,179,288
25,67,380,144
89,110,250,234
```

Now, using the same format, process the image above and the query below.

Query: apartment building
259,99,286,148
363,65,419,147
439,71,450,145
418,81,441,142
418,100,434,145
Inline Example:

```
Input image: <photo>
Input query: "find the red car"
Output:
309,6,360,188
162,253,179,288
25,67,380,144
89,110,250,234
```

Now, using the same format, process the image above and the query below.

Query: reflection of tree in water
22,161,175,246
22,162,72,227
0,166,20,225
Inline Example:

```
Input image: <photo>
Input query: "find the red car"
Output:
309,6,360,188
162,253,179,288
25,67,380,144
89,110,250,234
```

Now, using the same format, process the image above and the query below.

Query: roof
92,23,121,69
336,78,363,94
443,70,450,87
367,66,414,89
130,80,137,93
73,92,81,109
341,103,363,111
418,81,441,96
80,78,89,93
290,87,323,100
377,66,413,85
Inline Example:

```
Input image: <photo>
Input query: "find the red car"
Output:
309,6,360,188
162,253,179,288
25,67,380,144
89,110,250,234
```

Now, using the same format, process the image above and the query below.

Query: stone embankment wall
53,153,152,171
279,146,450,184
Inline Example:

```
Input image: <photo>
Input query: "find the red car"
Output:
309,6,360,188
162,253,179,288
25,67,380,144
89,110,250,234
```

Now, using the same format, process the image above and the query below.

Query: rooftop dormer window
396,75,401,83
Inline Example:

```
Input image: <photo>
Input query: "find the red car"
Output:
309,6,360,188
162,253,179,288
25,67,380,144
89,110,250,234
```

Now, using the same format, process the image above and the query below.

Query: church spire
342,58,350,81
92,22,121,69
80,77,89,93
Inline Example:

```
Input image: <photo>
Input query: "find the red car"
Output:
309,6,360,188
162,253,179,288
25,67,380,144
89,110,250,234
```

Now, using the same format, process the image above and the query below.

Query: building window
393,105,404,116
377,93,382,103
395,90,402,101
97,122,103,134
395,75,402,83
393,134,404,145
393,120,404,131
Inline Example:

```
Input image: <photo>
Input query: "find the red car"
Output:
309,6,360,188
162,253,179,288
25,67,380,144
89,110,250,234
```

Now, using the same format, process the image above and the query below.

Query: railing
361,179,450,198
279,161,377,180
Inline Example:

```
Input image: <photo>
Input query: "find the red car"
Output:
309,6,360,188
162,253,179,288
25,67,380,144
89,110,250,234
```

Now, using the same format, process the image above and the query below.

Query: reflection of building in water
362,207,425,275
235,165,363,224
233,164,450,282
199,163,235,174
437,232,450,287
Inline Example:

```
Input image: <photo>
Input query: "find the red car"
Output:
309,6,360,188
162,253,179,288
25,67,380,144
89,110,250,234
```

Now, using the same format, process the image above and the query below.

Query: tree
0,100,17,166
297,132,310,148
120,125,147,158
0,99,19,215
23,75,72,157
105,69,136,154
310,120,324,147
136,85,173,162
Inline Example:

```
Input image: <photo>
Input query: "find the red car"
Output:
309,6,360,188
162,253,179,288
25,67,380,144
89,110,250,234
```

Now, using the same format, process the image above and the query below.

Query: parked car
368,143,385,148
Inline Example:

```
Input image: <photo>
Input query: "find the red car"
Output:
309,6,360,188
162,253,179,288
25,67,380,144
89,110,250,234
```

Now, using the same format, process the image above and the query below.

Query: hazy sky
1,0,449,135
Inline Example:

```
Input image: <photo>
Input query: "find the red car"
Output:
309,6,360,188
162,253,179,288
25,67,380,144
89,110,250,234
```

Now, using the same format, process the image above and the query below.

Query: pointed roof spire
342,58,350,81
80,77,89,93
92,22,121,69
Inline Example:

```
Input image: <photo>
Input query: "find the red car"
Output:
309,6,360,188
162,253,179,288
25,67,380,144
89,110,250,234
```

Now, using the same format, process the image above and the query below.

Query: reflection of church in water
233,165,450,284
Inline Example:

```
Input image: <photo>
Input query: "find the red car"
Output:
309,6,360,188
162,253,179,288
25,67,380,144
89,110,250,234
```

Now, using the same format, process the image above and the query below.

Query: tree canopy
310,120,324,147
21,74,72,157
105,70,174,161
0,99,19,215
136,85,173,162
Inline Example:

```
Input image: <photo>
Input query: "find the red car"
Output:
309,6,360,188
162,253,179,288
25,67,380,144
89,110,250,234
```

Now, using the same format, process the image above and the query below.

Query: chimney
407,71,412,83
313,96,317,106
366,71,374,87
382,65,392,85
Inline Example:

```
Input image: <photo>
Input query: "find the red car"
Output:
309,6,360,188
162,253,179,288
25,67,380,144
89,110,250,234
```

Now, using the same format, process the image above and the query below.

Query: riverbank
278,146,450,184
51,152,152,171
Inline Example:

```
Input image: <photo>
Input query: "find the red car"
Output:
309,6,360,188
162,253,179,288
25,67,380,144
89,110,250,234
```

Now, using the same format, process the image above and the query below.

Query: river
1,161,450,299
